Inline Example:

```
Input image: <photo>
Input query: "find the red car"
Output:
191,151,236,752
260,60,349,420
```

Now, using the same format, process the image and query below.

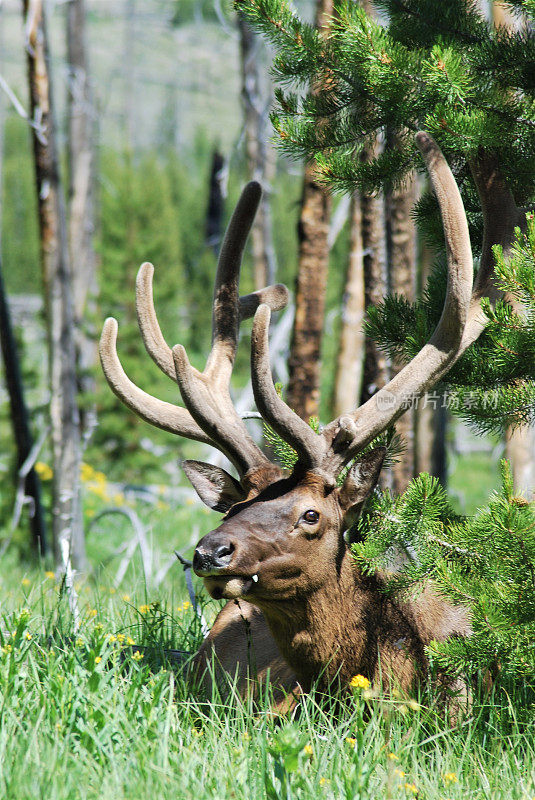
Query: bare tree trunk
205,148,225,253
23,0,85,571
493,1,535,495
237,13,276,289
0,257,48,554
66,0,98,441
360,157,388,405
386,151,417,492
331,191,365,416
414,238,448,484
286,0,333,421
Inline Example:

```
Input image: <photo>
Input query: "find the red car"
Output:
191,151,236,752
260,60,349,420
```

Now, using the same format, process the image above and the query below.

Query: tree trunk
205,148,225,253
23,0,86,571
237,13,276,289
414,238,448,484
66,0,98,441
386,152,418,492
0,258,48,554
286,0,333,421
331,191,365,417
492,1,534,495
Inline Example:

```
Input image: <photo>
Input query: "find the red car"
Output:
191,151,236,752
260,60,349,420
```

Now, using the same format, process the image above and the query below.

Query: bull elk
100,133,521,707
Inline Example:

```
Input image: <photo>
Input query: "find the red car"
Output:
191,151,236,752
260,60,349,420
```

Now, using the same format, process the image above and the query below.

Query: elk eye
302,510,319,524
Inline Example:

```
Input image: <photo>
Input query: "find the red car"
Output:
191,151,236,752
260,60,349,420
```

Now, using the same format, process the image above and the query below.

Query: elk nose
193,541,235,574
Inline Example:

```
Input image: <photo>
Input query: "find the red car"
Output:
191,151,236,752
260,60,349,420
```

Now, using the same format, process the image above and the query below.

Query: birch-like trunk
67,0,98,441
237,13,276,289
331,192,365,417
24,0,85,570
386,157,417,492
414,238,448,484
286,0,333,421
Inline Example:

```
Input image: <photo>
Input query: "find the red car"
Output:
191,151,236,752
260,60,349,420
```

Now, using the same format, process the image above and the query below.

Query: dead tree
237,12,277,289
0,257,47,554
205,149,226,253
385,145,418,492
66,0,98,440
23,0,86,570
286,0,333,420
331,191,365,417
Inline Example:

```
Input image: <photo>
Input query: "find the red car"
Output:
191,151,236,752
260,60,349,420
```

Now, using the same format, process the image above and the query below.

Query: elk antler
100,181,289,479
251,132,477,480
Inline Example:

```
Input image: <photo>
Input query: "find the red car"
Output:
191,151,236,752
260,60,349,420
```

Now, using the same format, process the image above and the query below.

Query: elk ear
337,447,386,528
182,460,246,512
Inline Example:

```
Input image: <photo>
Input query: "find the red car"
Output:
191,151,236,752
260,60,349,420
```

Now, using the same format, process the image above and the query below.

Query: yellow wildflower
95,656,102,664
21,578,30,587
443,773,458,785
404,783,418,795
345,737,357,747
25,633,32,641
116,634,125,644
88,609,97,618
132,650,143,662
35,462,53,480
108,635,117,643
349,674,370,690
126,636,135,646
139,604,150,614
394,769,406,779
319,777,328,786
76,638,84,647
122,594,131,602
2,644,12,654
388,753,399,761
45,571,55,580
303,744,313,757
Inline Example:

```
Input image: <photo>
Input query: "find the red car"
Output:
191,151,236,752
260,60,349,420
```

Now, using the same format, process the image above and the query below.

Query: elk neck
252,548,428,692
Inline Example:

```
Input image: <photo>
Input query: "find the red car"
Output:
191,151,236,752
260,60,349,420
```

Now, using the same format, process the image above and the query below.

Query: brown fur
191,460,471,707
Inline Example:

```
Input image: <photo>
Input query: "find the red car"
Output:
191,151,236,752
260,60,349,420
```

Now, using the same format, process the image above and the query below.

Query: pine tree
353,460,535,686
236,0,535,468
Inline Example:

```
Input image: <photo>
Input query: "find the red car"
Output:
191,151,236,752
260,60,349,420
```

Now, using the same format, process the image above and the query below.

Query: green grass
0,485,533,799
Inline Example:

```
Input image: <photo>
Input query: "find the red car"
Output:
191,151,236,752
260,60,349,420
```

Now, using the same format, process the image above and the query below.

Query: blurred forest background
0,0,531,574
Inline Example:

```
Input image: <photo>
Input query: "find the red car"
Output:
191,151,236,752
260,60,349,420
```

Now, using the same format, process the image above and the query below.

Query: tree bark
386,155,418,492
205,148,225,253
66,0,98,441
23,0,85,570
286,0,333,421
237,13,276,289
331,191,365,417
0,258,48,554
414,238,448,484
492,1,534,496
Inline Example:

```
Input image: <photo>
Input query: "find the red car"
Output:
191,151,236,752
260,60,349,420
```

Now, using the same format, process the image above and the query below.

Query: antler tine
251,304,328,471
136,265,290,384
136,262,176,380
321,131,474,474
99,317,213,445
460,150,525,350
171,182,280,479
206,181,262,380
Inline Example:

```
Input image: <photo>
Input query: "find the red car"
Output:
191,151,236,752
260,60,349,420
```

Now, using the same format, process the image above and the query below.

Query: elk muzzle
193,531,256,600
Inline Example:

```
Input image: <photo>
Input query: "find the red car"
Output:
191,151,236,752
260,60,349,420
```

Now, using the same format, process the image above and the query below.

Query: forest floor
0,486,532,800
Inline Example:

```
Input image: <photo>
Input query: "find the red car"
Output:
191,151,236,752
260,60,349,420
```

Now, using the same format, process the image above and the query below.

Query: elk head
100,132,515,618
